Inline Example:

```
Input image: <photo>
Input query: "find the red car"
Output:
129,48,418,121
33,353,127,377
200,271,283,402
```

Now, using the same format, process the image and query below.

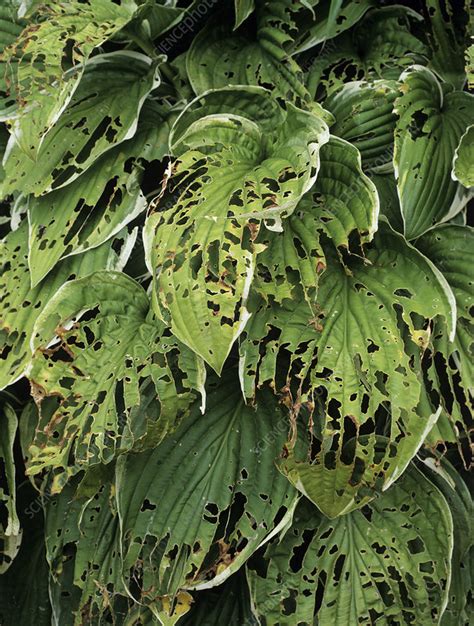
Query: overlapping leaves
146,87,329,373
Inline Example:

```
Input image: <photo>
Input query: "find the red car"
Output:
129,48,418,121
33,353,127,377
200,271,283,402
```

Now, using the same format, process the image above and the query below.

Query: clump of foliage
0,0,472,624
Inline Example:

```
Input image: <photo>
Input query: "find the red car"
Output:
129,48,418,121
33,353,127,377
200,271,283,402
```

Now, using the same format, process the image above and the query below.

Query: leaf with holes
26,271,204,489
1,51,160,197
3,0,139,156
145,87,329,373
27,100,174,286
417,225,474,468
0,402,18,539
248,465,453,625
240,223,455,517
0,220,120,391
117,375,299,600
186,3,311,103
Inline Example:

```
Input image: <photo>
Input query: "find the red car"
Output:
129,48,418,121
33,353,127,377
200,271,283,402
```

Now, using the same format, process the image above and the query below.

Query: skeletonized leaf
417,225,474,468
394,65,474,239
146,87,329,373
306,6,429,99
45,475,129,625
117,375,299,600
27,271,203,489
425,0,470,89
2,51,160,197
248,465,452,625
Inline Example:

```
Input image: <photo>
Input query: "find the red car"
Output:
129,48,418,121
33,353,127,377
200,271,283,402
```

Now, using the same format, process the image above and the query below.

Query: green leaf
27,271,203,489
3,0,139,156
425,0,470,89
2,51,160,197
324,79,397,171
248,465,453,625
0,4,24,119
0,220,120,391
240,223,455,517
293,0,374,53
27,100,174,286
234,0,255,29
417,225,473,467
394,65,474,239
45,476,128,625
0,402,18,538
298,135,379,249
146,87,329,373
371,173,403,232
453,125,474,188
306,6,429,98
117,375,299,599
186,4,311,103
419,457,473,626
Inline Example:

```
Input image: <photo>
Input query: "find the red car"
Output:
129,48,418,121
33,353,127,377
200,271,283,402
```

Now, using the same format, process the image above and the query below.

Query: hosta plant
0,0,472,624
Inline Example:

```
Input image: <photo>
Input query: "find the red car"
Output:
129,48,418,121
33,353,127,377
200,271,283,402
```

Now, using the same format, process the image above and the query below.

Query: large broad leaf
44,474,132,625
393,65,474,240
306,6,429,99
117,375,299,600
26,271,204,490
419,457,473,626
1,51,160,197
0,402,18,539
3,0,139,156
324,80,397,171
300,135,379,250
247,133,378,308
27,100,174,286
145,87,329,373
240,223,455,517
186,3,311,102
247,465,453,625
452,125,474,188
417,225,473,468
424,0,470,89
0,220,120,391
